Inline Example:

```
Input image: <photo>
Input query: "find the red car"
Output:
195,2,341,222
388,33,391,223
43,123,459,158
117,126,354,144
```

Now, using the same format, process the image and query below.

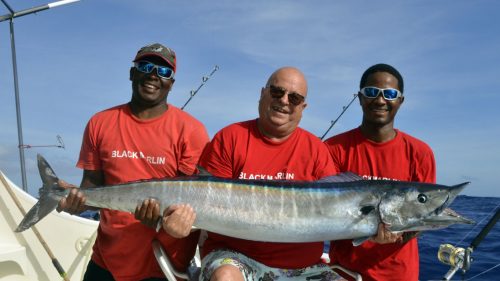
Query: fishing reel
438,208,499,281
438,244,472,280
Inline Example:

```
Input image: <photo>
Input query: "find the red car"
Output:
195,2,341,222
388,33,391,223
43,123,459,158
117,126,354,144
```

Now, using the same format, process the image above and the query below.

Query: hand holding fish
56,182,87,215
134,199,161,228
370,223,403,244
161,204,196,238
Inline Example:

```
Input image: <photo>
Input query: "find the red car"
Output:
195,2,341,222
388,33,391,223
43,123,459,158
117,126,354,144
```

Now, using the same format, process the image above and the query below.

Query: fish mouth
424,182,474,226
403,182,475,231
433,194,450,216
433,182,470,215
423,207,475,226
393,206,474,233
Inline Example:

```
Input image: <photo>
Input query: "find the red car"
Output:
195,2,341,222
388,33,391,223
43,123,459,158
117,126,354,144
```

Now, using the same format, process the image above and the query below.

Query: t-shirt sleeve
77,118,102,171
178,122,210,176
315,142,339,179
324,137,344,173
413,145,436,184
199,129,234,178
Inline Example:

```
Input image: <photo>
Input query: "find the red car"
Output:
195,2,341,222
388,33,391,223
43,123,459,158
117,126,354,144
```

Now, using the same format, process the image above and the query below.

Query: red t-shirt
78,104,209,281
324,127,436,281
199,119,337,269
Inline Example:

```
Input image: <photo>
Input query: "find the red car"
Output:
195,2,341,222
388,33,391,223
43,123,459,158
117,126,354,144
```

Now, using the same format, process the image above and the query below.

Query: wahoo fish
16,155,474,243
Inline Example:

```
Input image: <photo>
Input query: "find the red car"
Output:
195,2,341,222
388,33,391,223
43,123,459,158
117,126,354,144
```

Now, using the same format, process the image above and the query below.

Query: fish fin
352,236,371,246
196,166,212,177
15,194,60,232
15,154,62,232
317,172,363,183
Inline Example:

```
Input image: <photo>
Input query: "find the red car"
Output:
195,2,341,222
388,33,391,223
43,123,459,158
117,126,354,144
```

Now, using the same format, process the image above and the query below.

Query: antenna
19,135,65,149
181,65,219,110
1,0,79,193
319,93,358,140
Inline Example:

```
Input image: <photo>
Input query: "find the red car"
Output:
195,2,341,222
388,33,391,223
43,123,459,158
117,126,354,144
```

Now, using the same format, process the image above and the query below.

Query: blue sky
0,0,498,197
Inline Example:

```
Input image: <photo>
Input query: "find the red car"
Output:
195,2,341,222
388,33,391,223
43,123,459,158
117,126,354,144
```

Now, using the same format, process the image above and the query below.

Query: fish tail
15,154,63,232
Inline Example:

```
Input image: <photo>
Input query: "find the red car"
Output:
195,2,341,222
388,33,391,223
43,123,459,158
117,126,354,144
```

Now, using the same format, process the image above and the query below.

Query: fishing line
463,263,500,280
438,205,500,280
453,203,500,247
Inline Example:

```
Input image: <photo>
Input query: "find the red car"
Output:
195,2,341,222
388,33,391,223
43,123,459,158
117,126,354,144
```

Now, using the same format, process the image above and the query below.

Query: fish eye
417,194,428,203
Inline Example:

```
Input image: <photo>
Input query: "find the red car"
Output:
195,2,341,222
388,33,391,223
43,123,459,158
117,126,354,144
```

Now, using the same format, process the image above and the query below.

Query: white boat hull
0,171,98,281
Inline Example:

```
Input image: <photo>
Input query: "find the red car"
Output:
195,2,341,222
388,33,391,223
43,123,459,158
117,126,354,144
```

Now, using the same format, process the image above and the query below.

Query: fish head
379,182,474,232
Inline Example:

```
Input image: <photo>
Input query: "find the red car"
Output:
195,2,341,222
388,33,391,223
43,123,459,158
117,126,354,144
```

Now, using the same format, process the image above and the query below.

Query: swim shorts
200,249,345,281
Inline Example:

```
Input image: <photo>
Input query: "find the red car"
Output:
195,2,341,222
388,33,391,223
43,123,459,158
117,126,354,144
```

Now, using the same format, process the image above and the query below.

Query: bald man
198,67,339,281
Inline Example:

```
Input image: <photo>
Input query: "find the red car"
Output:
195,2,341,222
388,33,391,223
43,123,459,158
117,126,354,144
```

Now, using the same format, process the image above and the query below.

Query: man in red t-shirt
198,67,339,281
324,63,436,281
58,43,209,281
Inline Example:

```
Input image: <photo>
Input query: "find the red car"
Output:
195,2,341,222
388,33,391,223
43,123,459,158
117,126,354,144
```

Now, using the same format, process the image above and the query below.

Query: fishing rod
438,207,500,280
180,65,219,110
319,93,358,140
19,135,65,149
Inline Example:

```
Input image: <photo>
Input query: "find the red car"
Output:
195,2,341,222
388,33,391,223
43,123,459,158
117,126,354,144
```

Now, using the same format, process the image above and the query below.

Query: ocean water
419,195,500,281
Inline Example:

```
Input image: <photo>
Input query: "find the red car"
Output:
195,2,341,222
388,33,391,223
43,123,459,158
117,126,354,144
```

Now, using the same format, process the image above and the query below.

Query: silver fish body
16,155,474,242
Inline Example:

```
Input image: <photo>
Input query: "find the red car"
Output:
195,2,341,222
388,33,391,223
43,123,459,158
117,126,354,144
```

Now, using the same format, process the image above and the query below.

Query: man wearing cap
58,43,209,281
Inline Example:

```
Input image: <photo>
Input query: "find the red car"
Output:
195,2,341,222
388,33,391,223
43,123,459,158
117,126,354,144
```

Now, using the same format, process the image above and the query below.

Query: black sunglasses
268,85,305,106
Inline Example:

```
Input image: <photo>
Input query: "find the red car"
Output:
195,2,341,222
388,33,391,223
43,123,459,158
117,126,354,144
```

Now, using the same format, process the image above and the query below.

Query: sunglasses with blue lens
359,87,403,101
134,61,175,80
